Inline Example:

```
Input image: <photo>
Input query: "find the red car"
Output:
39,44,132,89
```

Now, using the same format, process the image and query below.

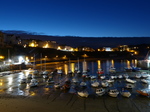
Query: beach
0,92,150,112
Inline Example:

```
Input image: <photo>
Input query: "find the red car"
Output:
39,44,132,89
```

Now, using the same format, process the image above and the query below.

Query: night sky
0,0,150,37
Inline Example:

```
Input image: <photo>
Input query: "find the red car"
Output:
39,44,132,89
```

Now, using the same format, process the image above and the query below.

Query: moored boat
78,90,89,97
136,89,150,96
96,88,105,96
91,81,100,87
126,78,136,84
29,79,38,87
120,89,131,97
108,88,119,97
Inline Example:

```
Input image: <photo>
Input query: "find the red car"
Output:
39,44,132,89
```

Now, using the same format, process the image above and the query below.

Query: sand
0,93,150,112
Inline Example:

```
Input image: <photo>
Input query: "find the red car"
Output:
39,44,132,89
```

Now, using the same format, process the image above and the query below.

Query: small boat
47,78,54,84
126,78,136,84
43,74,48,79
136,89,150,96
20,78,27,84
141,72,149,78
109,67,116,73
33,70,39,75
106,79,114,83
110,75,117,79
100,75,106,80
118,75,123,79
141,79,149,84
43,71,49,75
101,81,109,87
90,76,97,80
78,90,89,97
120,89,131,98
54,83,61,89
80,81,87,87
108,88,119,97
68,70,73,75
82,72,88,78
125,83,134,89
97,69,104,75
123,74,129,79
135,74,141,78
91,81,100,87
27,74,32,79
96,88,105,96
29,79,38,87
125,66,141,72
57,69,63,75
71,77,79,84
61,80,71,90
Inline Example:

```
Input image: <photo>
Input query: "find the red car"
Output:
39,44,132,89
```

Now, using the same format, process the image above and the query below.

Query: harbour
0,59,150,112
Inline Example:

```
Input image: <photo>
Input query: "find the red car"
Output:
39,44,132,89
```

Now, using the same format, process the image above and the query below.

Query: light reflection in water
0,79,3,86
8,77,13,86
127,60,130,68
135,59,137,67
97,60,101,69
70,63,75,73
83,60,87,72
111,60,114,68
64,64,68,75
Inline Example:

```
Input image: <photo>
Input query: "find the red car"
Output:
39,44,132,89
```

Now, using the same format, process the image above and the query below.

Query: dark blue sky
0,0,150,37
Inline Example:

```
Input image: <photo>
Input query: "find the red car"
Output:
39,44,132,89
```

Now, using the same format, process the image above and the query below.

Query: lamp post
45,56,47,71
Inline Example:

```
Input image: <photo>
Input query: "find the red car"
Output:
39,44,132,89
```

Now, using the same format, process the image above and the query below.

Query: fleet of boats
12,64,149,98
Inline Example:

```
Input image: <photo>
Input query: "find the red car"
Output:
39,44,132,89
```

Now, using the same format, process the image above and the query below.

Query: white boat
29,79,38,87
141,79,149,84
91,81,100,87
141,72,149,78
82,72,87,78
126,78,136,84
135,74,141,78
118,75,123,79
90,76,97,80
101,81,109,87
110,75,117,79
123,74,129,79
109,67,116,73
43,74,48,79
57,69,63,75
78,91,89,97
106,79,114,83
100,75,106,80
120,89,131,97
125,83,134,89
71,77,79,84
108,89,119,97
80,81,87,87
43,71,49,75
96,88,105,96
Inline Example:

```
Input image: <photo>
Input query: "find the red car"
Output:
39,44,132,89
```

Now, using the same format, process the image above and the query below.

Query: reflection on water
1,59,150,98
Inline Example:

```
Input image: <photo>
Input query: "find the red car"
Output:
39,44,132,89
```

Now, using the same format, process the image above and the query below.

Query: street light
45,56,47,70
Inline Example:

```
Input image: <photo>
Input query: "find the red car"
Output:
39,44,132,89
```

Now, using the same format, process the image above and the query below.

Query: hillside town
0,31,150,71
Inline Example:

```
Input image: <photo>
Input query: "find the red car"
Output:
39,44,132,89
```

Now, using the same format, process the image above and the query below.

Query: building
0,31,4,47
4,34,21,46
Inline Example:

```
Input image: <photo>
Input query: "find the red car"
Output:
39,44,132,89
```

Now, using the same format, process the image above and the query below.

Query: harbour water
0,59,150,112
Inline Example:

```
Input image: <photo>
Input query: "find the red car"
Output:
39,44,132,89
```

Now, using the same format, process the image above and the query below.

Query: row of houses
0,31,149,55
